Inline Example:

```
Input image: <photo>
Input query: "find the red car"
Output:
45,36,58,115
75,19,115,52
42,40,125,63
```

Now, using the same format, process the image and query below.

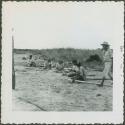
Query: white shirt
103,48,113,62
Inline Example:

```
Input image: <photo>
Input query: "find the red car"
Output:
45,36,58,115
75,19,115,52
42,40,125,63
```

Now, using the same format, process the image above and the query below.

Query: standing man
98,41,113,87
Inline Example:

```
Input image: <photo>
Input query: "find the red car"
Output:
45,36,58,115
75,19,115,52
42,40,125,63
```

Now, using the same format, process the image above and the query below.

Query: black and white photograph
1,1,124,124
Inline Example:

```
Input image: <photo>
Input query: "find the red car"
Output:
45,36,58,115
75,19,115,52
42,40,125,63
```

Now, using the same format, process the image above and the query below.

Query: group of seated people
28,55,87,82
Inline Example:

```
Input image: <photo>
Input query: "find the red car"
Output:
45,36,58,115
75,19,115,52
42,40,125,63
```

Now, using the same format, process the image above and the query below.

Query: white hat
101,41,110,46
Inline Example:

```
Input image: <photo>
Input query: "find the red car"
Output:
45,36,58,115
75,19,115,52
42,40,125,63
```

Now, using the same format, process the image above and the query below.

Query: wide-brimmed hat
101,41,110,46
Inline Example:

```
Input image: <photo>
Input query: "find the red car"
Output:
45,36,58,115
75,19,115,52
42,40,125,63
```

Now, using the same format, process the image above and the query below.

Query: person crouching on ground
67,60,78,78
56,60,64,71
43,59,48,69
28,55,36,67
98,41,113,87
68,60,86,82
48,59,52,69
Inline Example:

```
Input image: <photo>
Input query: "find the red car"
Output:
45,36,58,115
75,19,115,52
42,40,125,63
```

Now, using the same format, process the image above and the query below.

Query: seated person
68,60,78,77
56,60,64,71
68,60,86,82
43,59,48,69
48,59,52,69
28,55,36,67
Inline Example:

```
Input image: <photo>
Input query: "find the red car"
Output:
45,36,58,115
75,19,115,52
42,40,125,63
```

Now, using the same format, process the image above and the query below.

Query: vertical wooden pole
12,29,15,89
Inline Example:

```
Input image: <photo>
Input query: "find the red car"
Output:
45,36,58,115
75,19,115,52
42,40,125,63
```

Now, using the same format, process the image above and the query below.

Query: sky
2,1,124,49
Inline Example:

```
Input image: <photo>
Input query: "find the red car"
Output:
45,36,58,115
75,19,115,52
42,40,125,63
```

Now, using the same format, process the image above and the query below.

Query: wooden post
12,29,15,89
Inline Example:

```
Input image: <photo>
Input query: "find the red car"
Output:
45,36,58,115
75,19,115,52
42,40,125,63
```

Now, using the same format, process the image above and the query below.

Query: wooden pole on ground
67,79,112,87
74,80,112,87
86,78,111,80
12,28,15,89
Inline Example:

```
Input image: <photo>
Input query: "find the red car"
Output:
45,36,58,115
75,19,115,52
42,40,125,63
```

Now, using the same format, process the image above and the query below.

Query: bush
86,54,102,62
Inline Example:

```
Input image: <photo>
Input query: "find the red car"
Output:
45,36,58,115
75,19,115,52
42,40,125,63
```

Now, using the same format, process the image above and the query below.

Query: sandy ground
13,54,113,111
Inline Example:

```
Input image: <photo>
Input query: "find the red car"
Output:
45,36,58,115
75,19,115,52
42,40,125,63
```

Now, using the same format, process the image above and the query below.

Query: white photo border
1,1,124,124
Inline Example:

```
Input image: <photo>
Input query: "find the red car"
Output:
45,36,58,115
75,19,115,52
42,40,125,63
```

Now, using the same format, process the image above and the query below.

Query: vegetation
14,48,103,67
86,54,102,63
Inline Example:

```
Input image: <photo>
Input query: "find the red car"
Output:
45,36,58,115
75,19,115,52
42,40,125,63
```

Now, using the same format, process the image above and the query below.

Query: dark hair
48,59,51,62
59,60,63,64
72,60,77,65
77,62,81,67
29,55,32,59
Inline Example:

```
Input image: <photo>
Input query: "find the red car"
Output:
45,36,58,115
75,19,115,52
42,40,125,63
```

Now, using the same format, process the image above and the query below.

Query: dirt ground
13,54,113,111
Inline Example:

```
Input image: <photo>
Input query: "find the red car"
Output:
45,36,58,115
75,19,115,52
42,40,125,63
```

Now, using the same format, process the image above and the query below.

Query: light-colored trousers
103,61,113,79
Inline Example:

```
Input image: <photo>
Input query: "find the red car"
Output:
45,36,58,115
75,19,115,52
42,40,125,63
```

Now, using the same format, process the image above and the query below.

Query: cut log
75,80,99,84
